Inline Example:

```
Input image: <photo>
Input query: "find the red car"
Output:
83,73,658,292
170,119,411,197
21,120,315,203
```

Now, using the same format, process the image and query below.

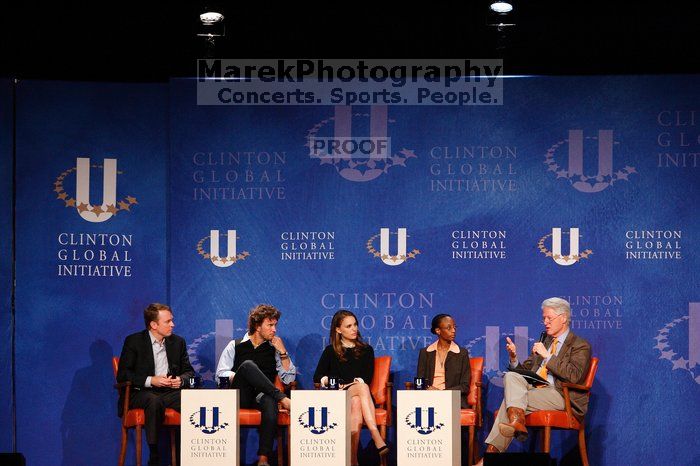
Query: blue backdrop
5,75,700,465
14,81,168,465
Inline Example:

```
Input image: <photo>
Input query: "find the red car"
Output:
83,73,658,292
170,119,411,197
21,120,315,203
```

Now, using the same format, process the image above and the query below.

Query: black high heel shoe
377,444,390,457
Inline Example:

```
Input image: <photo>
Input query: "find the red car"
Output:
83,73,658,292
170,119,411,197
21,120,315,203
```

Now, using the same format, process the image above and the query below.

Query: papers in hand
507,367,550,386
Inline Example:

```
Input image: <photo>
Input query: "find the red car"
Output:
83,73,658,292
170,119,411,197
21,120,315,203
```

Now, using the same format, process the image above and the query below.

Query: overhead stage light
487,0,517,28
490,2,514,14
197,4,226,58
200,12,224,25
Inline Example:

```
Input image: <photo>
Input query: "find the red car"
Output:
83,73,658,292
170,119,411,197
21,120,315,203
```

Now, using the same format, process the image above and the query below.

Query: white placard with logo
397,390,460,466
291,389,350,466
181,389,239,466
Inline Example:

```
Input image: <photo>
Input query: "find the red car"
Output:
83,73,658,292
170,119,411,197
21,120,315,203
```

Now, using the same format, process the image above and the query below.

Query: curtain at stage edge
0,79,13,452
13,81,168,465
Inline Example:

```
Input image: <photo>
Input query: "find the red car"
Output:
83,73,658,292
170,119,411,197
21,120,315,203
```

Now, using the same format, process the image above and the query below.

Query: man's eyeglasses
542,314,563,324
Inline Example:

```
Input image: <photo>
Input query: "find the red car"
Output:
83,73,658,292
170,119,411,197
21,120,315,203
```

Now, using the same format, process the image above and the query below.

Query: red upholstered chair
405,356,483,465
524,357,599,466
462,357,484,465
315,355,393,466
367,356,393,457
238,376,294,466
112,356,180,466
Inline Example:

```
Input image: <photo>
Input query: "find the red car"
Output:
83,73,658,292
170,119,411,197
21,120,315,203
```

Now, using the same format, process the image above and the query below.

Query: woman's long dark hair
330,309,367,362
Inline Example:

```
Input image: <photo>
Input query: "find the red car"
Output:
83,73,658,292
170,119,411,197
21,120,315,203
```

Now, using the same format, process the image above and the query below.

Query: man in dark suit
477,297,591,465
117,303,194,466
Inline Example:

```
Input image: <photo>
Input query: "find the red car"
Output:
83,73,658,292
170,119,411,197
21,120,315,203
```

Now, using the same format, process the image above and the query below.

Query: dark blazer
417,344,471,408
518,330,591,419
116,330,194,415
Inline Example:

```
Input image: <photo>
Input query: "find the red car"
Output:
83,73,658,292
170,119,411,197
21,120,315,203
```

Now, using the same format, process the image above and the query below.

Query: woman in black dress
313,310,388,465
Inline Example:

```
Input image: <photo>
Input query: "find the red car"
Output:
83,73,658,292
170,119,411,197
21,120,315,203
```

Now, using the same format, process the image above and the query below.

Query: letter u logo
75,157,117,222
334,105,388,158
209,229,237,268
200,406,220,429
415,407,435,429
568,130,613,193
552,227,579,266
380,228,407,266
308,407,328,429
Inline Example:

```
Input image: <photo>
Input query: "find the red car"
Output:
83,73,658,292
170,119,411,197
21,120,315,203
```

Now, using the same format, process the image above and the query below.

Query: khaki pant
484,371,565,452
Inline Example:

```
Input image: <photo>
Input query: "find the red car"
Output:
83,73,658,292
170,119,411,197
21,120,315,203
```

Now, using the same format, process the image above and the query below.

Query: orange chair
112,356,180,466
238,376,294,466
525,357,599,466
405,356,483,465
462,357,484,465
315,355,393,466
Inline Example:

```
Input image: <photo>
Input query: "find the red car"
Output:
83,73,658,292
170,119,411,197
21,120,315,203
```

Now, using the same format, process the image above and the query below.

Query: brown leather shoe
498,407,528,441
485,444,499,453
475,444,500,466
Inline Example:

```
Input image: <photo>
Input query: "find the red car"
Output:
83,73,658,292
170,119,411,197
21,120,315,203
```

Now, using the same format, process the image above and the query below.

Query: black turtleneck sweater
313,344,374,385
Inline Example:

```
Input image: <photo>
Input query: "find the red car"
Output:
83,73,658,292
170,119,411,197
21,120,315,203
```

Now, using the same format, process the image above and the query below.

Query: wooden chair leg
542,426,551,453
578,427,589,466
119,427,128,466
277,431,284,466
287,423,291,466
170,428,178,466
468,426,474,466
381,424,388,466
135,425,142,466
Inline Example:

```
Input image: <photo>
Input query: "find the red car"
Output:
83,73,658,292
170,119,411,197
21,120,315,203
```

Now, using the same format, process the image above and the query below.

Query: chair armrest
475,383,483,426
561,386,575,422
561,382,589,391
404,382,413,390
385,381,393,427
116,381,134,421
313,382,321,390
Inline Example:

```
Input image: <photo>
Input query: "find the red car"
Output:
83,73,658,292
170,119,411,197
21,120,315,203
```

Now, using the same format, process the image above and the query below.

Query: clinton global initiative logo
189,406,230,434
544,130,637,193
405,407,445,435
538,228,592,266
367,228,420,266
298,407,338,434
196,229,250,268
306,105,416,182
53,157,138,222
654,303,700,385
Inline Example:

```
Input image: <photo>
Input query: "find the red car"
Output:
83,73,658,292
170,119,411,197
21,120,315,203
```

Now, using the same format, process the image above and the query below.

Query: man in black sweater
117,303,194,466
216,304,295,466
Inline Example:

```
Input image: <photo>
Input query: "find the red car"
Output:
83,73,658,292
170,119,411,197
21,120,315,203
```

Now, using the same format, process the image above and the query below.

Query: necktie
536,337,558,380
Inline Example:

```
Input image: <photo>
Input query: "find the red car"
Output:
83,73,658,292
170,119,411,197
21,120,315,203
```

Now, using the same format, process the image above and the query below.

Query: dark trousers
232,360,285,457
130,388,181,445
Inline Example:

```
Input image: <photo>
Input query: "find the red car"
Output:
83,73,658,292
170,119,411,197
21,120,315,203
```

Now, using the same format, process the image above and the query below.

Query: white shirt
215,333,297,385
144,331,169,388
